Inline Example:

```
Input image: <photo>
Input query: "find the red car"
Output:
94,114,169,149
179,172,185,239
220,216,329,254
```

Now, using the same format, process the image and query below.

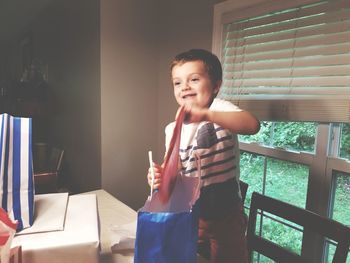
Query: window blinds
218,0,350,122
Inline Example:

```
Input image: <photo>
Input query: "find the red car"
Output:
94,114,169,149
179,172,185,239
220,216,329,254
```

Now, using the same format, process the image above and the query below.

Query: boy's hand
147,162,163,190
183,104,209,124
181,104,260,135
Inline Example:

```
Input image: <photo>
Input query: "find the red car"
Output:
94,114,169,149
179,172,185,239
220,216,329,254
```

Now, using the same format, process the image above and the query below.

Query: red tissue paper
158,106,186,203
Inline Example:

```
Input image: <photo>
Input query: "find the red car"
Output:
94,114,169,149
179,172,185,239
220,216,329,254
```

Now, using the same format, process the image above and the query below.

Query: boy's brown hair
170,49,222,85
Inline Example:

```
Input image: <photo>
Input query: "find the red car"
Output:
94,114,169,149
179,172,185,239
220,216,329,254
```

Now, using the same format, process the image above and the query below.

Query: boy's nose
181,83,191,91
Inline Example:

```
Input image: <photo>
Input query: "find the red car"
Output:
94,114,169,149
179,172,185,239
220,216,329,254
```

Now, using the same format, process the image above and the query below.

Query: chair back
47,147,64,172
33,147,64,194
247,192,350,263
239,180,248,203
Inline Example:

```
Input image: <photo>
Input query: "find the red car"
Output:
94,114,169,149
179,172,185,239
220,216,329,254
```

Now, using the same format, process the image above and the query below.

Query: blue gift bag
0,113,34,231
134,175,201,263
135,206,199,263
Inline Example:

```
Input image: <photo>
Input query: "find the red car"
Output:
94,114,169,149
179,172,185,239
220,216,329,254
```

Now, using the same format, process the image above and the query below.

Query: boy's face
171,61,220,109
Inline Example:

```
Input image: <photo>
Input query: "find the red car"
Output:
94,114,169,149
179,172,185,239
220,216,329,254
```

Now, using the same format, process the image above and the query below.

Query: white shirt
165,98,242,188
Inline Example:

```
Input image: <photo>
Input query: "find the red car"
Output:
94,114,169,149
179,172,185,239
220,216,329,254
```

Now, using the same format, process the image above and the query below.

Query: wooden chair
34,147,64,194
247,192,350,263
239,180,248,203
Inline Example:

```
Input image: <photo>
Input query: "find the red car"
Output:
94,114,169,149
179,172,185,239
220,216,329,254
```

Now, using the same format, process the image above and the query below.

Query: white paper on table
16,192,69,235
110,220,137,252
12,194,100,263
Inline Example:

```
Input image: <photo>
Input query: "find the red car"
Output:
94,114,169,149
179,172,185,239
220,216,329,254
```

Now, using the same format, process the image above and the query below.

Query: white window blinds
217,0,350,122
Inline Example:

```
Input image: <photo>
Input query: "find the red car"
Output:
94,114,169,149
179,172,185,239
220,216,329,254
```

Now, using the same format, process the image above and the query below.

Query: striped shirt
165,98,243,219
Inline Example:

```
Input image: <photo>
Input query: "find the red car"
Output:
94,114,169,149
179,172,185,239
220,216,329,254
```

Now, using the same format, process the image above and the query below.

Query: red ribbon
158,106,186,203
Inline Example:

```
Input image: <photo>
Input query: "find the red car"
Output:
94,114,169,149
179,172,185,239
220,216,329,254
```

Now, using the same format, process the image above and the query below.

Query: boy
148,49,260,262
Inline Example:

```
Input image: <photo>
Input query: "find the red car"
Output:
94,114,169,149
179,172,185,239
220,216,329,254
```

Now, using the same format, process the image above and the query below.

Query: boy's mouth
182,93,196,99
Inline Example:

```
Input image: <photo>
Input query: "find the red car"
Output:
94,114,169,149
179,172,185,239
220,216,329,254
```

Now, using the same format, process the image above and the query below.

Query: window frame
213,1,350,261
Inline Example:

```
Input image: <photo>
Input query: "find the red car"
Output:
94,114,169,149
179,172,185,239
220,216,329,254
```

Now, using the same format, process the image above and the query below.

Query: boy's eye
191,78,199,82
174,81,181,86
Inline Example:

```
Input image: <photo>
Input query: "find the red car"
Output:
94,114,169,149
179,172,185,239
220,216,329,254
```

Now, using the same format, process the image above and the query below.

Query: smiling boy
148,49,260,262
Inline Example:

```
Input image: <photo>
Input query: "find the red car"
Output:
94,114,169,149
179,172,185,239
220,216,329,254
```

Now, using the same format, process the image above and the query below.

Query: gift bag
0,113,34,231
134,173,201,263
0,207,22,263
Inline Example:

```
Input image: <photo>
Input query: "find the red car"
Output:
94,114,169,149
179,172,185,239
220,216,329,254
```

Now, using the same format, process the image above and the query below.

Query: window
240,121,317,152
213,0,350,261
330,171,350,226
325,171,350,262
252,211,304,262
240,123,311,260
239,123,350,262
339,123,350,160
213,0,350,122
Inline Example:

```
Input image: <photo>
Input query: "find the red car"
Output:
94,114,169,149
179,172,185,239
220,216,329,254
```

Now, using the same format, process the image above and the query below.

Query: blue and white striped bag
0,113,34,231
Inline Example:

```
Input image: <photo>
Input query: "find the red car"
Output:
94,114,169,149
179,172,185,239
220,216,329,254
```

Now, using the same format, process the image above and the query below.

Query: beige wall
155,0,219,163
155,0,267,161
1,0,265,210
100,0,158,209
34,0,101,193
100,0,226,209
100,0,221,209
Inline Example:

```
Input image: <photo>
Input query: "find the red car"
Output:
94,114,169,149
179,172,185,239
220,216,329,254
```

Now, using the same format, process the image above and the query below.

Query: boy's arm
207,110,260,135
185,106,260,135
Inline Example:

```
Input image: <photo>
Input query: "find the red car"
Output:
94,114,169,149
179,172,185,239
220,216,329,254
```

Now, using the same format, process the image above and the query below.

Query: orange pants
197,205,248,263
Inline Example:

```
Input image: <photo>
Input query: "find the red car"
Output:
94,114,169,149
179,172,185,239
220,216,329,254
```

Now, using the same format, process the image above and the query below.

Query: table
82,189,137,263
12,194,100,263
87,189,209,263
12,189,209,263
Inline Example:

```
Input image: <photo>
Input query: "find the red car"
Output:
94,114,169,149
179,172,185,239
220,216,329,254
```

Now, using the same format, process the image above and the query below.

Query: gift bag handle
189,153,204,208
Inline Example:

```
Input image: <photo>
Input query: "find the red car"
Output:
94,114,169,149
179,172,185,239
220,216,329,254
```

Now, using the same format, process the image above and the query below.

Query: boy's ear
213,80,222,95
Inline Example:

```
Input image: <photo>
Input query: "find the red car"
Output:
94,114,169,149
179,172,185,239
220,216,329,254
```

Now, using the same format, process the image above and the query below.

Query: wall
100,0,226,209
155,0,222,161
100,0,158,209
1,0,257,210
2,0,101,193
